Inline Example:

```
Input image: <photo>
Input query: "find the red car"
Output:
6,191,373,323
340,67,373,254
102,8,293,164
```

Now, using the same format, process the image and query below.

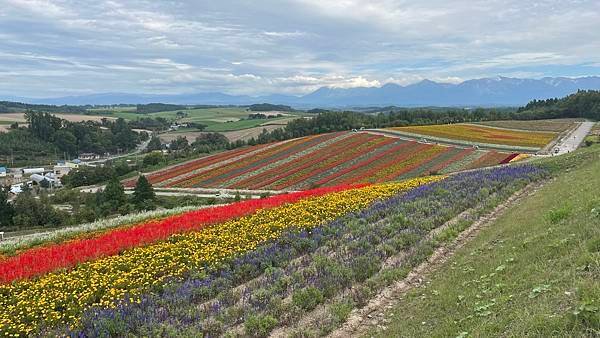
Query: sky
0,0,599,98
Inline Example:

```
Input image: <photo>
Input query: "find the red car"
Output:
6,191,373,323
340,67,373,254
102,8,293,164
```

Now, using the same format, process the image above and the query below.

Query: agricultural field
133,131,522,190
386,123,557,149
87,106,301,132
0,112,115,123
475,118,580,132
0,164,553,336
160,124,288,143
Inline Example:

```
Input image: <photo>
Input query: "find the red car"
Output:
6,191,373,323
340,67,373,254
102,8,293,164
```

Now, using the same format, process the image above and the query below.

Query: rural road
86,136,152,164
551,121,594,155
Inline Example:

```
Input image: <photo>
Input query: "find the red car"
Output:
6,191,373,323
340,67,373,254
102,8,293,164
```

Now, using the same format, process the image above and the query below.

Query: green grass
84,106,299,132
370,146,600,337
204,117,290,132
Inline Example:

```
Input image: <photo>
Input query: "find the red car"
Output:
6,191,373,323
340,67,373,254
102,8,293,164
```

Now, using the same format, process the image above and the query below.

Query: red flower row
0,184,364,284
270,136,396,190
230,133,376,190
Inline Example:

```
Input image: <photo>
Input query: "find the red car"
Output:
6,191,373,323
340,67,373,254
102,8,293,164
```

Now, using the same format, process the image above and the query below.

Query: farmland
0,165,549,336
132,131,522,190
386,123,557,149
0,112,116,131
475,118,580,132
0,128,596,336
86,106,302,132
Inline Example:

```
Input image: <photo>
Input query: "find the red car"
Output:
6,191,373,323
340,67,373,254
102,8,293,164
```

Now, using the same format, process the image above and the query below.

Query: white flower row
0,205,212,253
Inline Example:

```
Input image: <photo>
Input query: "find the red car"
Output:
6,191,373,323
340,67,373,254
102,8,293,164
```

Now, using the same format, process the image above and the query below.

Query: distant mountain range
6,76,600,108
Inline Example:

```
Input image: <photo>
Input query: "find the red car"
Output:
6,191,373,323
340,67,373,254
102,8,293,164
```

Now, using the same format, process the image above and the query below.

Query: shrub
244,314,278,337
202,318,224,337
545,206,572,224
292,287,324,311
329,300,354,325
351,255,380,282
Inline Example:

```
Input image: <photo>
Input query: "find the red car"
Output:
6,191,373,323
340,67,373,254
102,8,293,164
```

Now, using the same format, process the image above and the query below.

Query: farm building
78,153,100,161
22,168,45,175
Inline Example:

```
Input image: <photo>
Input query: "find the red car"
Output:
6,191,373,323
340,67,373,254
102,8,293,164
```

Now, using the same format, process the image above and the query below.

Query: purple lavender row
66,165,547,337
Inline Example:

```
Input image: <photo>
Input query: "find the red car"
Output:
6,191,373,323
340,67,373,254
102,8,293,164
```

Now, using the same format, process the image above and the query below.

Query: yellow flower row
0,176,444,336
390,124,556,148
509,153,531,162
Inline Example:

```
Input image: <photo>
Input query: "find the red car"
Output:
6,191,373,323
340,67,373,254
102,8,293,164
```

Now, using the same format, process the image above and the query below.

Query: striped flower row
0,176,443,336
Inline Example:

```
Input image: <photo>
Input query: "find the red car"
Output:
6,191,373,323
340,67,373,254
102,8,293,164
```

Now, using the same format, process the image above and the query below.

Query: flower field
134,131,521,190
0,177,441,335
387,123,557,149
475,119,579,132
57,165,546,337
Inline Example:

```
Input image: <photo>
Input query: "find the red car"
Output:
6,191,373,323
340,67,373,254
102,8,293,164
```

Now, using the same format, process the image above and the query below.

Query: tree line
0,175,157,231
0,112,145,165
516,90,600,120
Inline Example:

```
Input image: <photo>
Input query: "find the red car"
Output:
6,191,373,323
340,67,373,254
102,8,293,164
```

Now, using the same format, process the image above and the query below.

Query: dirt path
329,180,546,338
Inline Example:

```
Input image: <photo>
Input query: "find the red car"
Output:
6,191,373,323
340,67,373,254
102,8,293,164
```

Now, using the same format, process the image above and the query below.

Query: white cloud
0,0,599,97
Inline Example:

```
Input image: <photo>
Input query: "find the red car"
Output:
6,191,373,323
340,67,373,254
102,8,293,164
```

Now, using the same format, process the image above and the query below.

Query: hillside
0,125,596,336
516,90,600,120
361,146,600,337
127,131,530,190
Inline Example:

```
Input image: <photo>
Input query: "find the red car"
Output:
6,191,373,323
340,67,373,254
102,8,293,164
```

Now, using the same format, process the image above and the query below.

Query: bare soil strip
328,180,545,338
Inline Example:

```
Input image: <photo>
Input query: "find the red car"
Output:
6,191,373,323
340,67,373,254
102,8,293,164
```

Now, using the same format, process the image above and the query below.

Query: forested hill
516,90,600,120
0,101,86,114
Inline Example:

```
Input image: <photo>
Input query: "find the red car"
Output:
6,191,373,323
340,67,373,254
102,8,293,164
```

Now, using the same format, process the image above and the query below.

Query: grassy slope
371,147,600,337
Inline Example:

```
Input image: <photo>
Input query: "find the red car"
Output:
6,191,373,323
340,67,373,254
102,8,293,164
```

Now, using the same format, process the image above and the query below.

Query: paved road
86,136,152,164
550,121,594,155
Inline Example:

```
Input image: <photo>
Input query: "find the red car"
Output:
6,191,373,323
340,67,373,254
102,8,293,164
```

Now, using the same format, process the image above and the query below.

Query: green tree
132,175,155,210
146,135,163,152
169,136,190,152
0,187,15,228
102,177,126,213
143,152,164,167
53,129,78,155
12,190,67,229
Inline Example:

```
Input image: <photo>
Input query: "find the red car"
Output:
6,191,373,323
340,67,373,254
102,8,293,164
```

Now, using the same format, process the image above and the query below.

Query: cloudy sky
1,0,599,98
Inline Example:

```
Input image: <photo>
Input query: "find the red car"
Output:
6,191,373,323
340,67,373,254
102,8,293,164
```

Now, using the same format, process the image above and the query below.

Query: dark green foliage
185,122,207,130
142,152,165,166
132,175,155,210
192,132,229,152
0,101,86,114
26,112,140,155
0,111,142,166
0,129,58,165
61,166,116,188
248,103,294,112
168,136,190,152
146,136,162,152
517,90,600,120
135,103,186,114
0,186,14,228
128,117,171,131
100,177,127,214
11,191,68,229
